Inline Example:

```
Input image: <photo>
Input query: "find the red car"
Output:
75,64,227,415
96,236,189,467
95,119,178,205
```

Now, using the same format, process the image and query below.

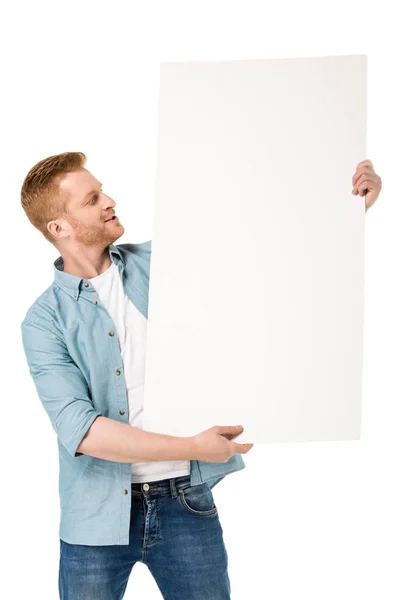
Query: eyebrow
82,182,103,204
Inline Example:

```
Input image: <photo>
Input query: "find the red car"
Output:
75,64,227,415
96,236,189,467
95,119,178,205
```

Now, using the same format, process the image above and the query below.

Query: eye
90,189,103,204
88,187,104,205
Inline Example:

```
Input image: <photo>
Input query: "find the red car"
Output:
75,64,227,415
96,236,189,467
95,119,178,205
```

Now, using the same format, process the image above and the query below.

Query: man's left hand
352,159,382,213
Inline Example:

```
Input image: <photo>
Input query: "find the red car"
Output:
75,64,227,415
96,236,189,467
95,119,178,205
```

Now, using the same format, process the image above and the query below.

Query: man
20,152,382,599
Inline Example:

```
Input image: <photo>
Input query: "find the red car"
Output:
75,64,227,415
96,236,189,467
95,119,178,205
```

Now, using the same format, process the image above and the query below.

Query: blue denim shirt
21,240,245,546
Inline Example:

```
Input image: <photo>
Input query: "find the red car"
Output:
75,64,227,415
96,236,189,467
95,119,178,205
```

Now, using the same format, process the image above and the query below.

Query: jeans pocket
178,482,218,517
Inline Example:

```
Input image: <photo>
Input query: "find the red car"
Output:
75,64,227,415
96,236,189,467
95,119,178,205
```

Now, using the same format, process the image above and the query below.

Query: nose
102,194,116,210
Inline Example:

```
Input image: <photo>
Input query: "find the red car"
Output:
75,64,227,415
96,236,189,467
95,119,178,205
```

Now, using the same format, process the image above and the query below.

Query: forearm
76,415,196,463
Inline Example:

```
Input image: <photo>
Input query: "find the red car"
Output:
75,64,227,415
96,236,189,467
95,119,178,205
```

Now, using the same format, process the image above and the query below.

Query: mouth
104,215,119,223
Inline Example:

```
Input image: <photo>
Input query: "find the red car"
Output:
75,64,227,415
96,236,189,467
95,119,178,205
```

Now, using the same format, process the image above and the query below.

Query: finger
356,159,374,170
352,166,375,185
221,425,245,440
232,442,254,454
222,433,241,440
352,175,377,194
357,178,376,193
216,425,244,436
359,181,376,196
354,174,373,187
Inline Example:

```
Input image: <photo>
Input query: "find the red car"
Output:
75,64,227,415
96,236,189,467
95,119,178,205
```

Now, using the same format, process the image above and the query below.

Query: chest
57,264,149,395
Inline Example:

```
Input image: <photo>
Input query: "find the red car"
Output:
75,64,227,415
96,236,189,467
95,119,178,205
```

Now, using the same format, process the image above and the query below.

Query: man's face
53,168,124,247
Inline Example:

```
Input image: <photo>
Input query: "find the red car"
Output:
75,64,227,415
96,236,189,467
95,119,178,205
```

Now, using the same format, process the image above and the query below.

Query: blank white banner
143,54,367,444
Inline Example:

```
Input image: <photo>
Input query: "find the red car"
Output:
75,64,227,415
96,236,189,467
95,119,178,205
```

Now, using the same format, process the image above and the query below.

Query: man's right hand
191,425,253,463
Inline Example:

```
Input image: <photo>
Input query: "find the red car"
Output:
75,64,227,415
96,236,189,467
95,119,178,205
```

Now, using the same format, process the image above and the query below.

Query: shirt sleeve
118,240,152,263
21,316,102,458
132,239,151,261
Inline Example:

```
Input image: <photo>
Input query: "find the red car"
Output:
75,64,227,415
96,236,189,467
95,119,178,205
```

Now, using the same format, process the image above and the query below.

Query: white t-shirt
88,260,190,482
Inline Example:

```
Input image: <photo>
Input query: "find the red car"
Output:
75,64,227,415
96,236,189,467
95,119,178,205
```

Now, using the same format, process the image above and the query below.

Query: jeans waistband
131,474,195,498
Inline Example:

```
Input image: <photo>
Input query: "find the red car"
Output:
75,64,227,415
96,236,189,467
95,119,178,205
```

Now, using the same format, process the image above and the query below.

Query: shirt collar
53,243,125,301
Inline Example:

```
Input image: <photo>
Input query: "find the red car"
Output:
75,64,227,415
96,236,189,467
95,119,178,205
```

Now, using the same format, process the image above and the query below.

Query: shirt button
74,293,77,298
109,331,114,336
84,282,89,287
143,483,150,491
119,409,125,415
122,489,128,495
93,300,98,304
116,370,121,376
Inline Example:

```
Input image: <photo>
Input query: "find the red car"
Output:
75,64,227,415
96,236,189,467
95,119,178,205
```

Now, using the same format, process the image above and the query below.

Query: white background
2,1,398,598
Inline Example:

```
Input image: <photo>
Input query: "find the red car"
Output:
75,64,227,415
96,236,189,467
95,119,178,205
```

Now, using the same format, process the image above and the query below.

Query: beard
65,214,123,247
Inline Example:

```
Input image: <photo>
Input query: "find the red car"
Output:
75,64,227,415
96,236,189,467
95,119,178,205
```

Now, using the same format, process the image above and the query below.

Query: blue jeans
58,474,231,599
